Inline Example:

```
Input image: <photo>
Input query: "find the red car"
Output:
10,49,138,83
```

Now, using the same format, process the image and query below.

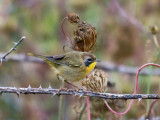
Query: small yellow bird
28,51,100,86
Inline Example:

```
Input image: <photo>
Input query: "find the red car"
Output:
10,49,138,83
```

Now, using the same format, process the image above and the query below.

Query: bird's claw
57,87,67,94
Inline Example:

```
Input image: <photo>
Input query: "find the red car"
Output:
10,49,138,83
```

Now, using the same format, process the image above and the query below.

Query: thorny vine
0,87,159,99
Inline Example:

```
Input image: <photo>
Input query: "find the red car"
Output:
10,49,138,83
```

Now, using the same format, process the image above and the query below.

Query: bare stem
0,87,159,99
61,17,73,45
0,36,26,64
153,35,159,49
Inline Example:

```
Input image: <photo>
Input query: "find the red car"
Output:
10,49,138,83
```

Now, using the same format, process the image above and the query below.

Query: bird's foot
57,87,67,94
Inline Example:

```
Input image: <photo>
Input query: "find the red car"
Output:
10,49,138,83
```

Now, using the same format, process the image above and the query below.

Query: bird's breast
85,62,97,76
53,62,97,82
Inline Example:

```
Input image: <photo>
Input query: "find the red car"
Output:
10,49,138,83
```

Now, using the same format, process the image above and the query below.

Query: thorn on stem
15,91,20,98
13,42,18,45
78,94,83,98
39,85,42,89
52,92,56,97
48,83,52,89
28,84,31,90
0,36,26,63
21,36,26,39
66,89,70,92
138,98,142,103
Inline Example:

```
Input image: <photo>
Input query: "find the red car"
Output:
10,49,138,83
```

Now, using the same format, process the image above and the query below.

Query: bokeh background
0,0,160,119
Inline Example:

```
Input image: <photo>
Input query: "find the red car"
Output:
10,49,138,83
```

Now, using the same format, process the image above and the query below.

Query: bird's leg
57,74,61,88
57,74,67,94
64,80,80,89
64,80,82,93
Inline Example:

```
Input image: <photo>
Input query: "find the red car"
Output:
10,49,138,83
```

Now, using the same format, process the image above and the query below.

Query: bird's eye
84,58,93,67
87,58,92,62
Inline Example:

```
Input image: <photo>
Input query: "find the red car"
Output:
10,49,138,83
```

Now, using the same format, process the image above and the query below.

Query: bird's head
82,52,100,67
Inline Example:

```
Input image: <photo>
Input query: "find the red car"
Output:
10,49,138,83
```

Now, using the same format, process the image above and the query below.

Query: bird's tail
28,53,55,68
28,53,44,59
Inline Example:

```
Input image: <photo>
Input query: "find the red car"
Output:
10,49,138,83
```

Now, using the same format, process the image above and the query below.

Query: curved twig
104,63,160,116
61,17,73,45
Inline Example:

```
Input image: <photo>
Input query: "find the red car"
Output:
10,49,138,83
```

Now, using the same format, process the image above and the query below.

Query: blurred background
0,0,160,119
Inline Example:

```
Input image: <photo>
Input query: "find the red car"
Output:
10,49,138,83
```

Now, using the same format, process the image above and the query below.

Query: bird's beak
95,59,101,62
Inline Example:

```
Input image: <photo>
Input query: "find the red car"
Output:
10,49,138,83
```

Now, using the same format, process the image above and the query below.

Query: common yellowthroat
28,51,100,83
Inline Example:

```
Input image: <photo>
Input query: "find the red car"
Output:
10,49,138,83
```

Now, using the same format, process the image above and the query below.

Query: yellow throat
85,61,97,76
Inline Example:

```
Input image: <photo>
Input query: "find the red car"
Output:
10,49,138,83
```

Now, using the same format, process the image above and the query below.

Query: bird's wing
62,52,83,67
45,55,66,65
28,52,83,67
46,54,82,67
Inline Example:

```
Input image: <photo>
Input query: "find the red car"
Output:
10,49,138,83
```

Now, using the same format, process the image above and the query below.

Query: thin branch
0,36,26,64
0,53,43,63
0,87,159,99
1,53,160,76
